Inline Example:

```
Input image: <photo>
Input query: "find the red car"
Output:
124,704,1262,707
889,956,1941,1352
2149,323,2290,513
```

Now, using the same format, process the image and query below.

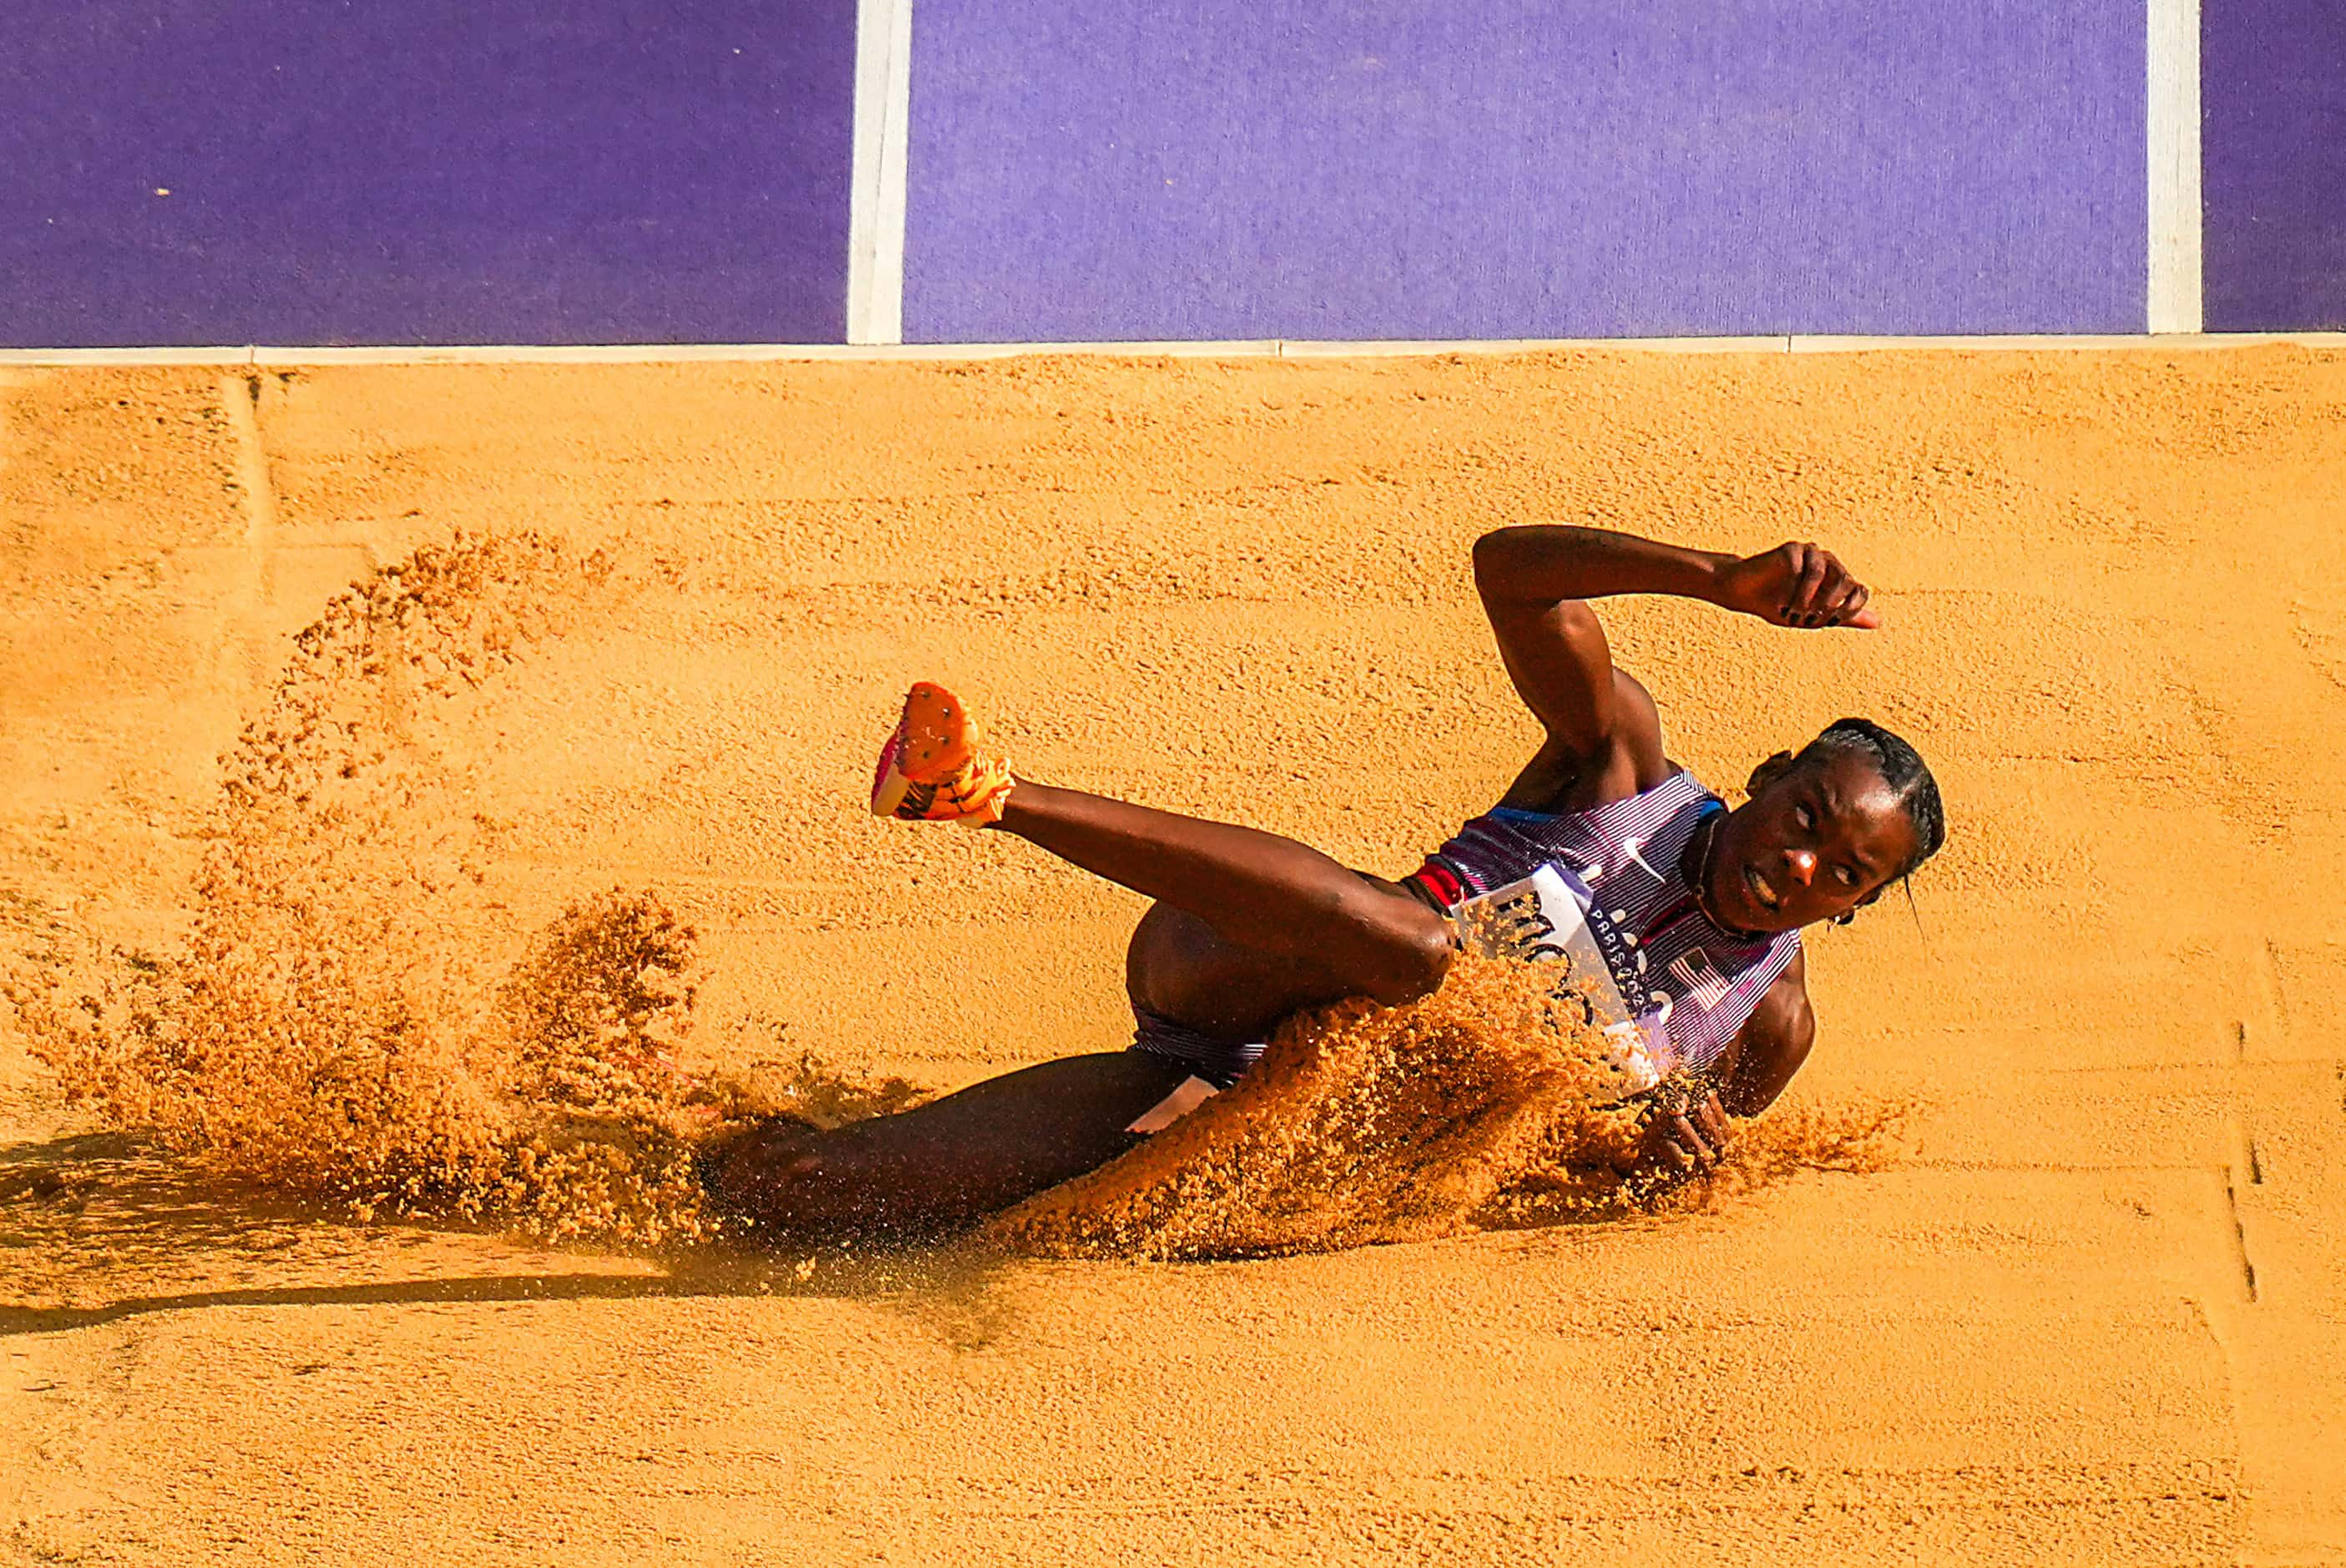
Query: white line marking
845,0,913,345
2147,0,2205,334
1277,336,1794,357
4,334,2343,368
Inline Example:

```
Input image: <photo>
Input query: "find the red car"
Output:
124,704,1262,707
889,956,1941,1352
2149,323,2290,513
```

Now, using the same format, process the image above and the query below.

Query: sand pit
3,349,2343,1561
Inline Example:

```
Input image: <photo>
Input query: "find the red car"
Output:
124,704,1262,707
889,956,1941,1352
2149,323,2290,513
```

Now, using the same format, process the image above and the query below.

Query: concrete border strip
3,334,2341,368
844,0,913,345
2147,0,2205,334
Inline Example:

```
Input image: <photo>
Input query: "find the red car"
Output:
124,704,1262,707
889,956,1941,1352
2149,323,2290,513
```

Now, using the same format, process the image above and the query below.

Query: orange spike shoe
869,681,1016,826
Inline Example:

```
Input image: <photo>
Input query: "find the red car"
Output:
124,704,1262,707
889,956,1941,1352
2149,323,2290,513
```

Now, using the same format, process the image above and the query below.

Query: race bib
1452,862,1667,1097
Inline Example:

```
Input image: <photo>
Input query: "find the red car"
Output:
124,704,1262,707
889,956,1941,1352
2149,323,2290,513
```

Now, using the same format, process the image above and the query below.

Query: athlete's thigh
1125,872,1443,1039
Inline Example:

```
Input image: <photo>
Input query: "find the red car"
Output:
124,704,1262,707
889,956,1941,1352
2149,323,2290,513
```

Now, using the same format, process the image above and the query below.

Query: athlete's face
1707,747,1919,934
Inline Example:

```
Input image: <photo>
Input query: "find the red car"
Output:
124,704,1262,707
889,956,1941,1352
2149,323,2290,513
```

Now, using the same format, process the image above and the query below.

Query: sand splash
5,529,1903,1256
988,953,1913,1261
5,534,757,1243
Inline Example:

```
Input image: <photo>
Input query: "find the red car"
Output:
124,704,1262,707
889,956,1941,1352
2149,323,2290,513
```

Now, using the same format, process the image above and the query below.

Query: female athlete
709,525,1945,1238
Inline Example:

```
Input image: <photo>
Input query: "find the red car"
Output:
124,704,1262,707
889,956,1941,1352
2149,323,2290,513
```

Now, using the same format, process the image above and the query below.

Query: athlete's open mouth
1743,862,1781,910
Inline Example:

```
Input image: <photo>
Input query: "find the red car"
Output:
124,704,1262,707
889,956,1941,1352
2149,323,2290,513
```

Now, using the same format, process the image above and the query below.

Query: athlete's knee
1360,903,1454,1007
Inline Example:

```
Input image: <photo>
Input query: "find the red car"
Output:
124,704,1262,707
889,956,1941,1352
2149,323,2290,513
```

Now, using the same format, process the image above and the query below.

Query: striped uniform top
1405,771,1802,1076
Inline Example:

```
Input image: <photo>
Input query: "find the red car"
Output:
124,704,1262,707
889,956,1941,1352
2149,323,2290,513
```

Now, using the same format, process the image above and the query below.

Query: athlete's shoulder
1503,668,1671,812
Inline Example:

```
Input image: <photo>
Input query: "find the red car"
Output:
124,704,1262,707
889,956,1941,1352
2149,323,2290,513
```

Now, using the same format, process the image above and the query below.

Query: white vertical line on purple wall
847,0,913,344
2147,0,2204,333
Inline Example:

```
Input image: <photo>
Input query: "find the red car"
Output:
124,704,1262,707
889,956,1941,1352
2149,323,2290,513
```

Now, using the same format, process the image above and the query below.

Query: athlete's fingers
1787,544,1831,624
1773,542,1813,624
1816,577,1867,630
1647,1112,1696,1174
1799,550,1852,626
1691,1093,1733,1158
1824,581,1871,628
1670,1112,1714,1168
1823,565,1868,627
1782,542,1820,620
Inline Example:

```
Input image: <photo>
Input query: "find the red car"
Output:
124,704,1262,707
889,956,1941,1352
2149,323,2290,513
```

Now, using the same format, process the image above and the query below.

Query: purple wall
903,1,2146,342
2203,0,2346,331
1,2,856,346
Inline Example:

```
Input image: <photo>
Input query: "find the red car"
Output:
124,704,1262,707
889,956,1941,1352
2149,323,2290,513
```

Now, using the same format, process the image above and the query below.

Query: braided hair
1797,719,1945,874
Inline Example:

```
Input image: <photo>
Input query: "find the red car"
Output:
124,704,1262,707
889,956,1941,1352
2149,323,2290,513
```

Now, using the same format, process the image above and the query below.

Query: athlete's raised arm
1472,526,1879,807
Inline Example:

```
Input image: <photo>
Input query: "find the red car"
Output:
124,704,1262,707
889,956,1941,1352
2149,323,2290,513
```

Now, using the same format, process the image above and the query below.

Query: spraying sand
6,533,726,1242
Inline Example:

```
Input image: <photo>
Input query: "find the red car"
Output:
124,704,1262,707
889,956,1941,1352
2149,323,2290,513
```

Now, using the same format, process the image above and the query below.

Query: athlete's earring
1832,910,1856,928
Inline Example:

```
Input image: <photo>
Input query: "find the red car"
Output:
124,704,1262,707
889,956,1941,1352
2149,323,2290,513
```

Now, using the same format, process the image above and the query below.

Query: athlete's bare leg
705,1050,1195,1243
706,776,1454,1241
995,781,1454,1008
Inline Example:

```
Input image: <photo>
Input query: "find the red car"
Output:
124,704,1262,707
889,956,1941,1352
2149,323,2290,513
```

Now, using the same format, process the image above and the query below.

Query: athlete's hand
1711,541,1879,630
1621,1089,1736,1187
